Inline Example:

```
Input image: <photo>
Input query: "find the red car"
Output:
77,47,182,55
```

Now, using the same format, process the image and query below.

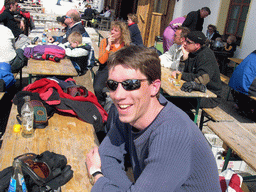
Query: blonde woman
94,21,131,107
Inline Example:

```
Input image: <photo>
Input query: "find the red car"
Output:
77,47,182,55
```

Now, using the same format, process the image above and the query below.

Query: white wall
0,0,4,8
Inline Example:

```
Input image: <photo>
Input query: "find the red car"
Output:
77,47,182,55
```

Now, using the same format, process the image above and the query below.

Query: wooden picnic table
207,121,256,172
161,67,217,123
0,103,99,191
27,58,78,83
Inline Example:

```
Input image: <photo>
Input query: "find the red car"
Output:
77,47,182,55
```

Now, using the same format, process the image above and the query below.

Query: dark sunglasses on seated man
106,79,148,91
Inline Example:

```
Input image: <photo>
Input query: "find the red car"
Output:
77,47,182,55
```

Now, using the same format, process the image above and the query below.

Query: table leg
194,98,201,124
221,147,232,172
28,74,32,84
19,68,22,90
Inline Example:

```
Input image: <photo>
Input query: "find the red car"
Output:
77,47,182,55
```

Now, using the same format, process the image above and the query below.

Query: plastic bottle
21,96,34,138
8,159,28,192
42,33,47,45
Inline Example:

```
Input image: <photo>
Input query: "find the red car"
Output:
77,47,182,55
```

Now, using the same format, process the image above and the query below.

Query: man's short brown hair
4,0,18,9
108,45,161,84
177,26,190,38
68,31,82,44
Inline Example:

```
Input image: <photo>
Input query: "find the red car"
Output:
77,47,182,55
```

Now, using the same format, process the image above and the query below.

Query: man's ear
150,79,161,97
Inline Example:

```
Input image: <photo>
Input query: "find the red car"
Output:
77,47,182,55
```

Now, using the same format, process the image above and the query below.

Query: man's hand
20,20,25,31
171,70,177,79
181,44,189,61
86,147,103,184
86,147,102,174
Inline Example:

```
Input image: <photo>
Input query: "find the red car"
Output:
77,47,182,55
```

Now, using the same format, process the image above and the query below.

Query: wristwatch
89,167,103,185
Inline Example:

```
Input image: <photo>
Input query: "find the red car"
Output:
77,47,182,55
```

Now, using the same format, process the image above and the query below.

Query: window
225,0,251,44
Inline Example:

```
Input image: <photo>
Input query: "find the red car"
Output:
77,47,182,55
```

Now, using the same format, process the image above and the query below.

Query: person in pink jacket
162,16,186,52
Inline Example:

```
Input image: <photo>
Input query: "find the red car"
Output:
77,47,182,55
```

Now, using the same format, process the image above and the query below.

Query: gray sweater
93,95,221,191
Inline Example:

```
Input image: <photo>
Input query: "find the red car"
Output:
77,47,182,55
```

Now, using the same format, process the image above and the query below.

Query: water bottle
42,33,47,45
8,159,28,192
21,96,34,138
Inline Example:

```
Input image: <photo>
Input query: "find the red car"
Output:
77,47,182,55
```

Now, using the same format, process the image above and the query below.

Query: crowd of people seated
0,2,254,190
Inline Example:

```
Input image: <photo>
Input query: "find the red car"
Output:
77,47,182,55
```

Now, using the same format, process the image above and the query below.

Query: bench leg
199,110,205,131
194,98,201,124
226,87,231,101
19,68,22,90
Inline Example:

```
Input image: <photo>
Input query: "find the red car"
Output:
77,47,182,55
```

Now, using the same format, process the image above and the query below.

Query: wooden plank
228,57,243,64
220,73,230,85
27,58,78,77
0,104,99,191
148,12,162,47
0,92,4,100
161,67,217,98
203,107,234,122
207,121,256,172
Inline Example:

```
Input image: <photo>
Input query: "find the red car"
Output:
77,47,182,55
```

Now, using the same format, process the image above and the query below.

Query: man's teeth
119,105,130,109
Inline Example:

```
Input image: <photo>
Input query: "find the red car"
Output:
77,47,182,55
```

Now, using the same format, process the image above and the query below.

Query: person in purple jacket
86,45,221,192
162,16,186,52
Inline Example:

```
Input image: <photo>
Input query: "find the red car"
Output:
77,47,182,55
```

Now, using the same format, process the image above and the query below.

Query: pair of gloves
0,151,73,192
181,81,207,93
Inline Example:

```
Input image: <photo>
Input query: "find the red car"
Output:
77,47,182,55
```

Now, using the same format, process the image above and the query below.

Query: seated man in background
229,50,256,120
0,0,30,49
48,9,89,44
86,45,221,191
0,25,27,73
174,31,222,109
160,26,190,70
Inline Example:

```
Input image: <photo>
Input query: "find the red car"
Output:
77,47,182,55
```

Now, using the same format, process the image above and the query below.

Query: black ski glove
181,81,207,93
0,166,13,192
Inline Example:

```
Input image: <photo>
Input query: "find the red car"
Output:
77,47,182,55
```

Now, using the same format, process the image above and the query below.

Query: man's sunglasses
65,16,72,19
185,39,195,45
106,79,148,91
14,153,51,185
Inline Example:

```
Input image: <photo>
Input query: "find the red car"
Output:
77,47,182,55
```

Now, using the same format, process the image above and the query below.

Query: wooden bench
199,106,234,131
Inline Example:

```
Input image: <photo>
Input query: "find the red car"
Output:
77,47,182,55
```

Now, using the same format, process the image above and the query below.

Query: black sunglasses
185,39,195,45
106,79,148,91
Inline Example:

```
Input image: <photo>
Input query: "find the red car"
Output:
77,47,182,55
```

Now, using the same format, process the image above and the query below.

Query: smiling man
86,45,221,191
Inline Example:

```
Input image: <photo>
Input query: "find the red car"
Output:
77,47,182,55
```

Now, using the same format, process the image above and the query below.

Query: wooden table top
0,104,99,191
228,57,243,64
161,67,217,98
207,121,256,172
0,92,4,100
27,58,78,77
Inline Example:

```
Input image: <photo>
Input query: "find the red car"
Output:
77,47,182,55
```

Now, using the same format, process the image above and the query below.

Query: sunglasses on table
106,79,148,91
14,153,51,185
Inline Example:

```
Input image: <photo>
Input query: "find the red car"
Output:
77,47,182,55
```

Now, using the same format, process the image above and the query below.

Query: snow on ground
41,0,84,15
40,0,96,15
